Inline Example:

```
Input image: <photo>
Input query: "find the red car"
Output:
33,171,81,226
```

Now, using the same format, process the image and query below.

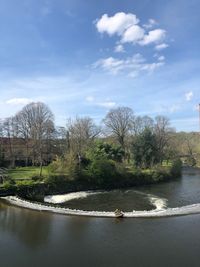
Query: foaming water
2,169,200,218
131,190,167,211
45,190,167,211
148,195,167,210
44,191,101,204
3,196,200,218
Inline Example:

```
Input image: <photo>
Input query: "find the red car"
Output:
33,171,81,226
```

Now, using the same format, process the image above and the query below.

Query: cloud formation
143,19,157,29
185,91,193,101
94,12,168,77
96,12,167,47
114,44,125,53
94,53,164,77
96,12,139,36
85,96,116,108
6,98,33,105
155,43,169,51
139,29,166,46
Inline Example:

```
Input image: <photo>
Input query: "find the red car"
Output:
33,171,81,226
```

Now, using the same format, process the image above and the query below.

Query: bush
86,159,119,186
4,176,16,185
45,174,69,184
48,153,82,181
86,141,125,162
170,159,182,177
2,181,16,191
31,175,43,182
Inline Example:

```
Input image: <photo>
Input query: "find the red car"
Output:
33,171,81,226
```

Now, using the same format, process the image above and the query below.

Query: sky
0,0,199,131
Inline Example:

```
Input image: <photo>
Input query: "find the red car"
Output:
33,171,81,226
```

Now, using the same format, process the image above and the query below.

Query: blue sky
0,0,199,131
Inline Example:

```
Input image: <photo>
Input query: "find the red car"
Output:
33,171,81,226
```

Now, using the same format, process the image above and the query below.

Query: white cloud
139,29,166,46
95,12,167,48
98,101,116,108
155,43,169,51
114,44,125,53
93,57,125,75
141,61,165,72
85,96,116,108
158,55,165,61
121,25,144,43
96,12,139,36
143,19,157,29
6,98,33,105
94,53,164,77
185,91,193,101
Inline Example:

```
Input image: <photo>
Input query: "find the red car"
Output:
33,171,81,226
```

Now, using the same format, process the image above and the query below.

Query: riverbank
0,161,182,201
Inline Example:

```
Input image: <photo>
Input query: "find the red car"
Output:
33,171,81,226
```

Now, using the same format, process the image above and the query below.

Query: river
1,168,200,267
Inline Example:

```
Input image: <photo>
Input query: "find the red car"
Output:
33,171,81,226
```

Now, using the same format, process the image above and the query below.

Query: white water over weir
3,195,200,218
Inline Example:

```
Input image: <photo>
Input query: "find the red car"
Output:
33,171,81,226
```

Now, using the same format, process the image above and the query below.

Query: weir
2,195,200,218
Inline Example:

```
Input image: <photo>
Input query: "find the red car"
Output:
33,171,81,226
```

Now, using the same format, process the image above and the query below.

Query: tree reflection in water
0,200,52,249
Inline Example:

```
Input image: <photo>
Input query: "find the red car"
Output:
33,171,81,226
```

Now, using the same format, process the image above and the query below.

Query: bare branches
103,107,134,149
67,117,101,155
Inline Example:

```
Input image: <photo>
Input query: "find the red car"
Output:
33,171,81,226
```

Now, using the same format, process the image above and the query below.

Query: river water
1,168,200,267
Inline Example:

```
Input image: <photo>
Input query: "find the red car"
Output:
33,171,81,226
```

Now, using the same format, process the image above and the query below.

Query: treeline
0,102,185,193
0,103,177,169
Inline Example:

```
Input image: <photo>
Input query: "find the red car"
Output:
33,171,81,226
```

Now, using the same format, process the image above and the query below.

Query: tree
132,115,154,136
15,102,55,175
132,128,158,168
1,117,19,167
67,117,101,157
86,141,125,162
103,107,134,151
154,116,172,163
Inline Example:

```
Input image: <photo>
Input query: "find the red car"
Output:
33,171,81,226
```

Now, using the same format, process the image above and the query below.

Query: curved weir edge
2,196,200,218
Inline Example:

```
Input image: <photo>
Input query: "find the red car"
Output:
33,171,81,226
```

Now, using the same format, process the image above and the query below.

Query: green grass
8,166,49,180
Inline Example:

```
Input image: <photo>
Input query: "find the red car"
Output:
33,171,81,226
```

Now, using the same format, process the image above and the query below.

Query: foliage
86,141,125,162
45,174,69,184
170,159,182,177
132,128,158,168
85,159,120,186
48,153,82,181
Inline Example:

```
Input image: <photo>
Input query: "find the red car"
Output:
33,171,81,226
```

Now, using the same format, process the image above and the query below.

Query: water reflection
1,170,200,267
0,201,52,249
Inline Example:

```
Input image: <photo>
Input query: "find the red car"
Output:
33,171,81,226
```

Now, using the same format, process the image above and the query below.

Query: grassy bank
0,160,182,201
8,166,49,180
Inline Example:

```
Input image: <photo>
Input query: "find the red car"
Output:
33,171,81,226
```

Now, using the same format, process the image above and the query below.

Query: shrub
170,159,182,177
31,175,43,182
86,159,119,186
86,141,125,162
45,175,69,184
48,153,82,181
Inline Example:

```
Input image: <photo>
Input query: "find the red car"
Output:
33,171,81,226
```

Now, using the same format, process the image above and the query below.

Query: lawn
8,166,49,180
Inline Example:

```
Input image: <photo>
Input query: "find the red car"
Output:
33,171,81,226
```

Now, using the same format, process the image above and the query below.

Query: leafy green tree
86,159,118,186
132,128,158,168
86,141,125,162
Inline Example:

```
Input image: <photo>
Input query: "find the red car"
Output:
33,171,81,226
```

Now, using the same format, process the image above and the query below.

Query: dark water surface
1,168,200,267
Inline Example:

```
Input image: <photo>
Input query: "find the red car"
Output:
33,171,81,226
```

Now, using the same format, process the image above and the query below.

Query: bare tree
103,107,134,150
67,117,101,157
132,115,154,135
154,116,173,163
1,117,19,167
15,102,55,175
